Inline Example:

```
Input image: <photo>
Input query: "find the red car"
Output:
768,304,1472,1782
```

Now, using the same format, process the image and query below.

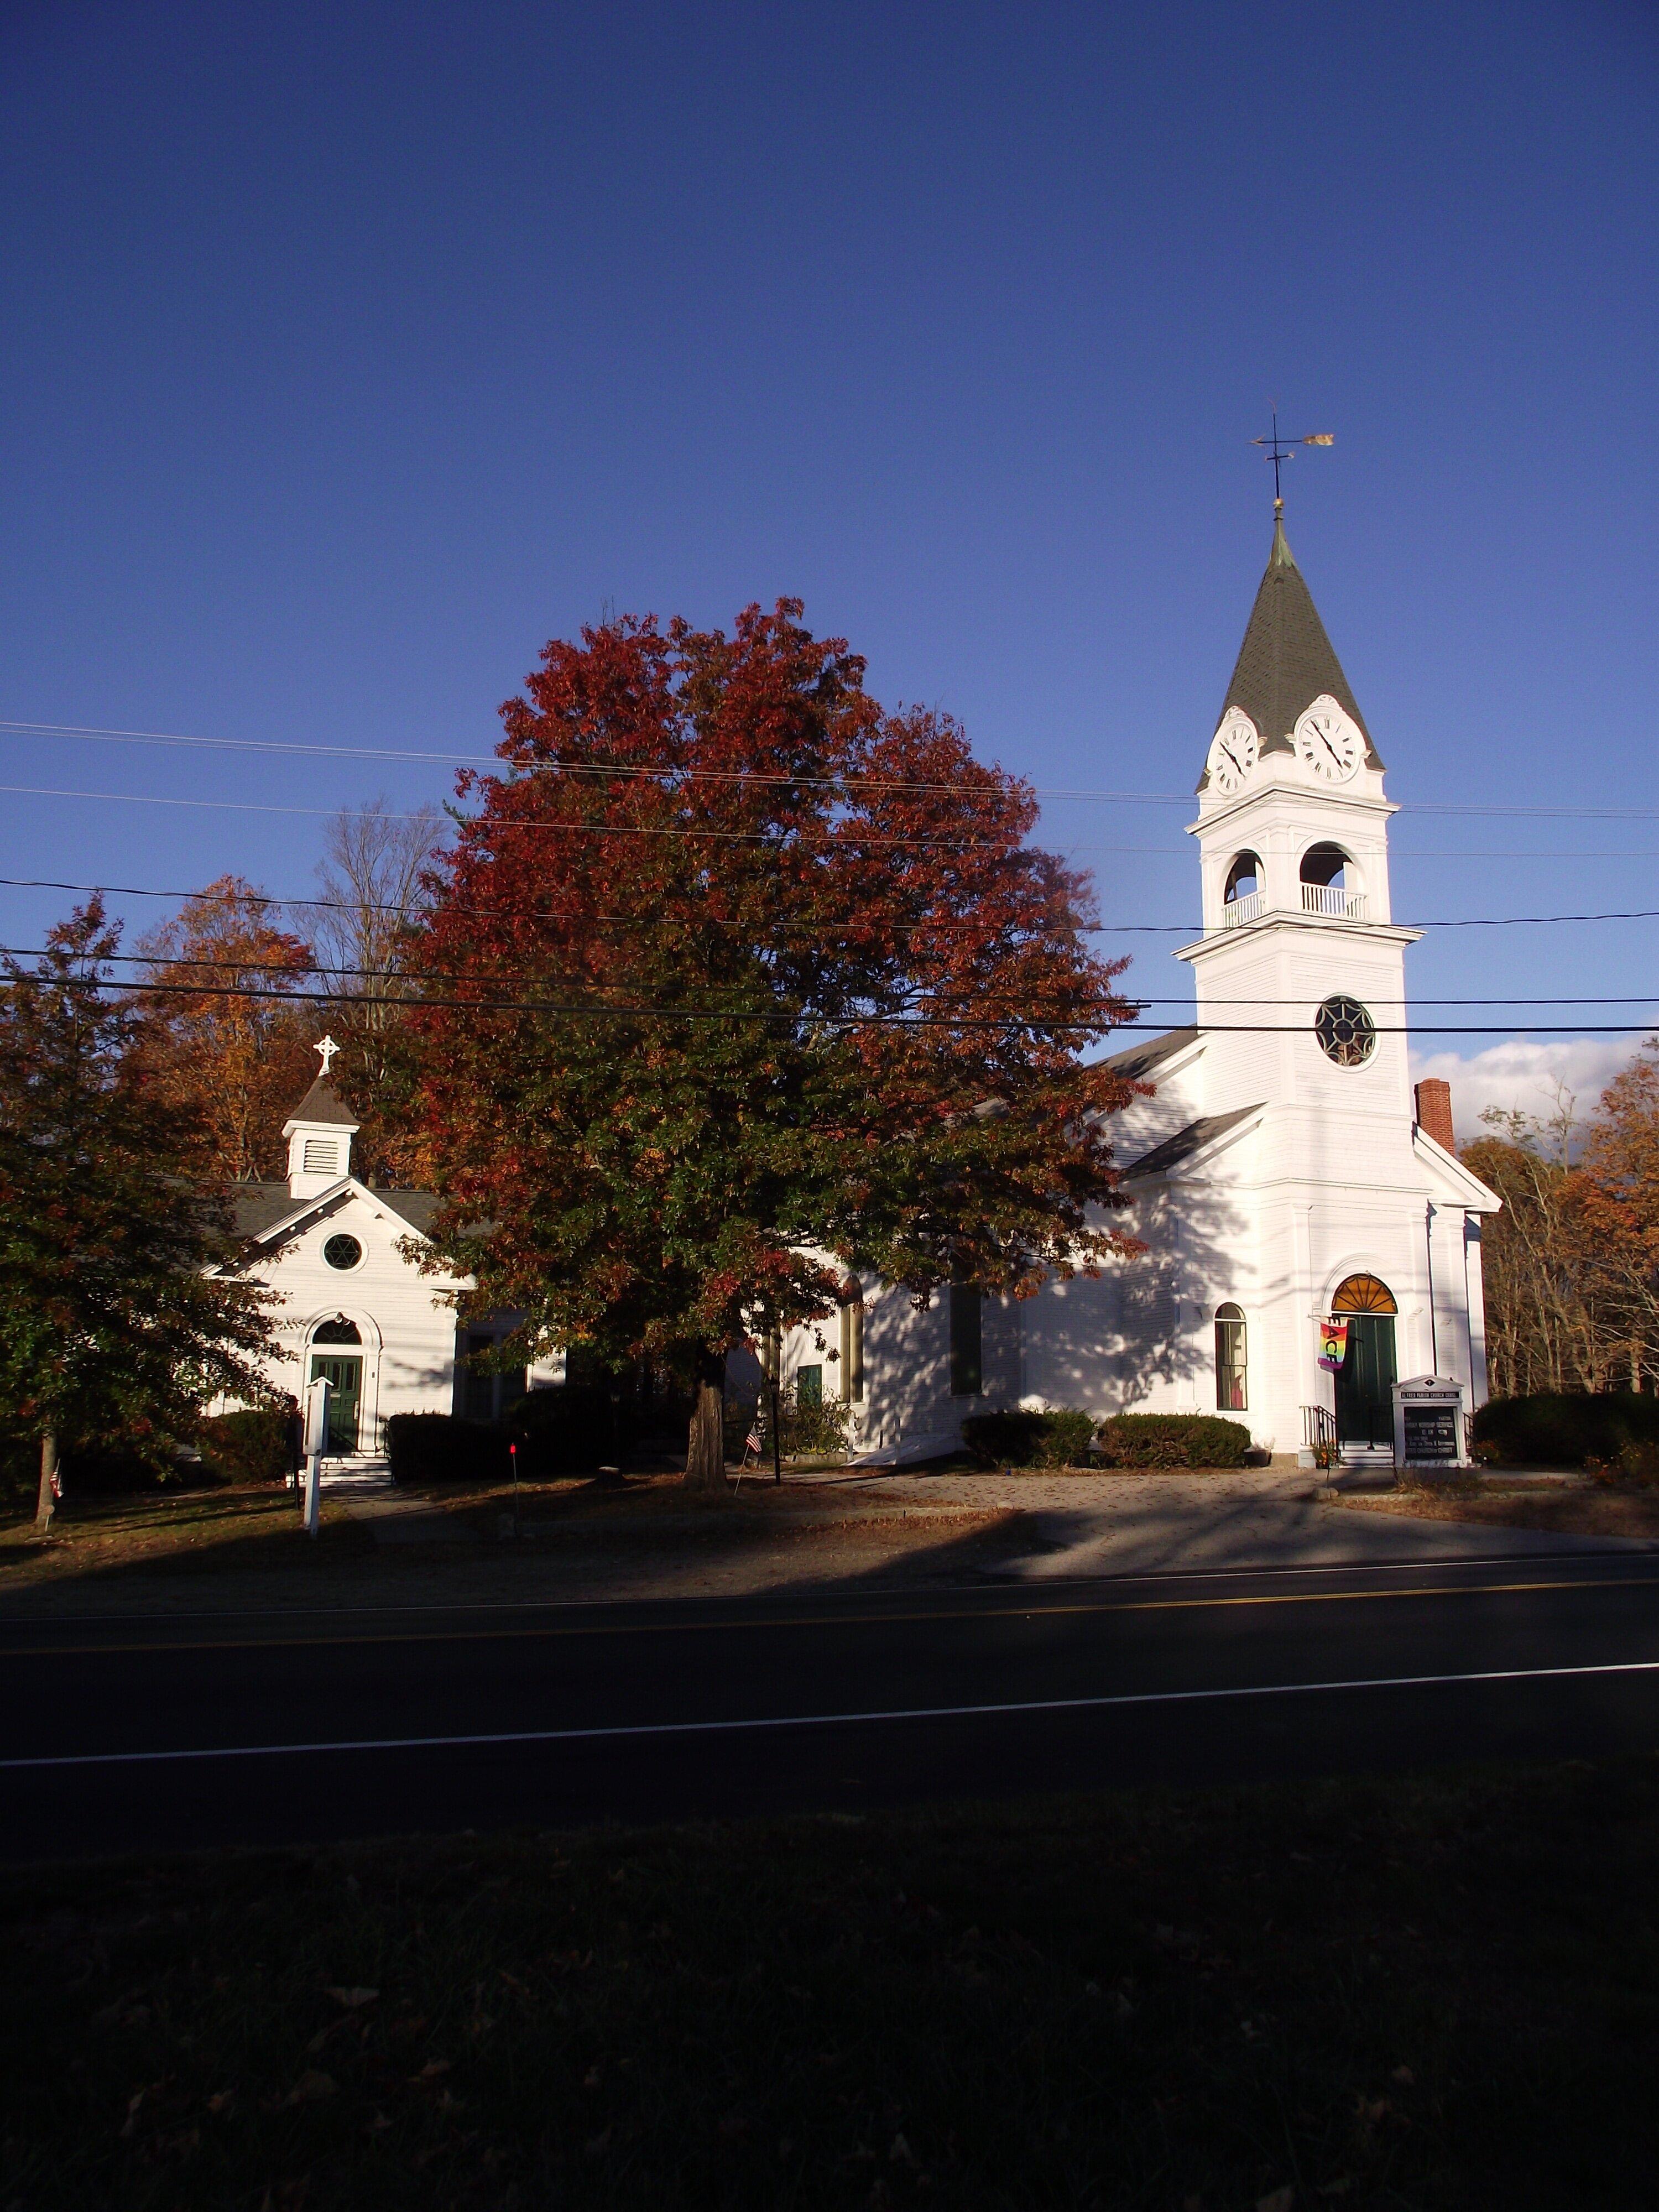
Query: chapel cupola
282,1036,359,1199
1197,514,1383,794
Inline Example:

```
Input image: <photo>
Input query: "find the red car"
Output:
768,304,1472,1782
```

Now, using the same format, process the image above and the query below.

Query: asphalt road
6,1550,1659,1859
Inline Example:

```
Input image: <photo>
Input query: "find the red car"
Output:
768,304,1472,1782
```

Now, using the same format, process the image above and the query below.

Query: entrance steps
1338,1444,1396,1472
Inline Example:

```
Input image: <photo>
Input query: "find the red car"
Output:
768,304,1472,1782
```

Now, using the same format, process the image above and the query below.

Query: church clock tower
1181,509,1419,1134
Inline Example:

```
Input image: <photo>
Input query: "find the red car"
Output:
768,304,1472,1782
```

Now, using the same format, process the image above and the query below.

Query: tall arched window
838,1281,865,1403
1214,1303,1247,1411
1212,1301,1248,1407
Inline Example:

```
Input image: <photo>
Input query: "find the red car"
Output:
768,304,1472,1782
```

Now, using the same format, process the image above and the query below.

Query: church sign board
1392,1376,1469,1470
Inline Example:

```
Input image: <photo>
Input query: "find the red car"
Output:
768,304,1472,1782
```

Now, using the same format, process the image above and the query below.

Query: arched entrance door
309,1316,363,1454
1332,1274,1397,1449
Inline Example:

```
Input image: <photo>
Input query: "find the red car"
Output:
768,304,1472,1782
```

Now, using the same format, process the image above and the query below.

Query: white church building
774,511,1502,1465
222,514,1499,1472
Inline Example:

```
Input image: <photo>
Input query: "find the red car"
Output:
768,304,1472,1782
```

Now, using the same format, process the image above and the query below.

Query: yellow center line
1,1571,1654,1661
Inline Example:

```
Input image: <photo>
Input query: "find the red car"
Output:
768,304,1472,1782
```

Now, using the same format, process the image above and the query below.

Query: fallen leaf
889,2132,916,2165
1391,2065,1415,2085
206,2091,234,2115
326,1986,378,2010
412,2059,451,2082
284,2071,336,2106
1256,2189,1295,2212
585,2128,611,2158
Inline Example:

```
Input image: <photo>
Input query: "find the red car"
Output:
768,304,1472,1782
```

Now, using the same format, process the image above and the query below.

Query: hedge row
1472,1392,1659,1470
385,1382,695,1485
959,1408,1253,1470
961,1408,1098,1469
1095,1412,1253,1469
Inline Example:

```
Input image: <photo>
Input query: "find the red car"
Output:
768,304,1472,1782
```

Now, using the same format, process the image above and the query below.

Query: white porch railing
1301,884,1368,920
1220,890,1265,927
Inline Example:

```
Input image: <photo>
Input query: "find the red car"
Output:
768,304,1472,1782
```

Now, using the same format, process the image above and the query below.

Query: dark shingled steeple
1198,517,1382,792
284,1077,358,1128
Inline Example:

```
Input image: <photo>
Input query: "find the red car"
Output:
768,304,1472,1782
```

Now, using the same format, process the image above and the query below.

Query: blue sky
2,0,1655,1135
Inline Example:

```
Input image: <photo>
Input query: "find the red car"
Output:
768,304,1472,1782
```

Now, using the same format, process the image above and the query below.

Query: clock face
1295,696,1361,783
1207,709,1259,795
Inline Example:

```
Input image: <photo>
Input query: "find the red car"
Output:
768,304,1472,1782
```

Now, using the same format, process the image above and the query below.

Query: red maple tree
408,601,1144,1488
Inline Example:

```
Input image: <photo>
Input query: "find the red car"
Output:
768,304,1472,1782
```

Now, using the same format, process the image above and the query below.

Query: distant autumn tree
1575,1037,1659,1390
1463,1109,1604,1396
307,797,444,1186
0,903,276,1528
407,600,1141,1491
136,876,317,1181
1464,1047,1659,1398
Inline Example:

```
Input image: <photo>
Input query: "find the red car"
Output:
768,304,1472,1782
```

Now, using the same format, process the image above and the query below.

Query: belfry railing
1301,884,1368,920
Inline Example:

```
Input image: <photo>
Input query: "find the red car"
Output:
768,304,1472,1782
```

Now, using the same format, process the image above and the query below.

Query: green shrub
1472,1393,1659,1470
197,1408,293,1485
384,1412,508,1485
2,1426,220,1498
962,1407,1099,1469
1095,1412,1253,1469
754,1383,853,1459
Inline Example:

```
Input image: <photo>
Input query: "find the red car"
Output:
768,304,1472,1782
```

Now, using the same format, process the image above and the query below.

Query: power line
0,785,1655,864
3,875,1659,938
3,716,1654,821
12,942,1657,1010
1,964,1649,1034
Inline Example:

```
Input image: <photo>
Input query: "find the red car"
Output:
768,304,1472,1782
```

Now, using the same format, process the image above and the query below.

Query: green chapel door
1334,1316,1396,1449
309,1353,362,1453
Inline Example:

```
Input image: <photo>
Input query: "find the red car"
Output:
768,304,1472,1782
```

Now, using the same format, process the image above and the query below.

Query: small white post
302,1376,331,1538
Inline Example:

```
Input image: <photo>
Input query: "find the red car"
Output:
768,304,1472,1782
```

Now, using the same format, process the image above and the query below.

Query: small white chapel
219,1040,555,1457
772,507,1503,1466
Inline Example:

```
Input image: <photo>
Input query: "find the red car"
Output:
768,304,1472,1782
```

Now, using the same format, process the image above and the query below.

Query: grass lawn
0,1478,1015,1614
6,1759,1659,2210
1338,1475,1659,1542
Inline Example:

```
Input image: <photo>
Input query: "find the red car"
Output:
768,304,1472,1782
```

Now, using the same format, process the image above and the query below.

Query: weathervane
314,1034,340,1077
1253,404,1334,512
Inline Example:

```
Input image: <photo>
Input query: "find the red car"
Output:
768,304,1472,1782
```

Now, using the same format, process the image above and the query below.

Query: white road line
6,1656,1659,1772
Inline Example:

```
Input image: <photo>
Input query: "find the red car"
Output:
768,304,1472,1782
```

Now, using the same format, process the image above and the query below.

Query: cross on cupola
315,1034,341,1076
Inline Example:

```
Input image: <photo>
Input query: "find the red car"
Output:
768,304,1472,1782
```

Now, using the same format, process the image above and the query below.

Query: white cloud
1408,1034,1652,1145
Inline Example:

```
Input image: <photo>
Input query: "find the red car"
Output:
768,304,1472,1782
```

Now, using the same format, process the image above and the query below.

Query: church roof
221,1179,444,1244
226,1183,297,1237
1123,1103,1261,1180
284,1077,359,1129
1198,517,1382,790
1101,1026,1199,1082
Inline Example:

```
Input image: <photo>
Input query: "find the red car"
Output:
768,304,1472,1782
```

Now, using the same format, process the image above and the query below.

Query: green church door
1335,1316,1396,1449
309,1353,362,1454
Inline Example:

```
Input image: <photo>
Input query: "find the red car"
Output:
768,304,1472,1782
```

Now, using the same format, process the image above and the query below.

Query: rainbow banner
1317,1316,1350,1371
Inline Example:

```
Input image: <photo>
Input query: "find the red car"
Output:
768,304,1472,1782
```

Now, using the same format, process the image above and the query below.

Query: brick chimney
1414,1078,1455,1152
